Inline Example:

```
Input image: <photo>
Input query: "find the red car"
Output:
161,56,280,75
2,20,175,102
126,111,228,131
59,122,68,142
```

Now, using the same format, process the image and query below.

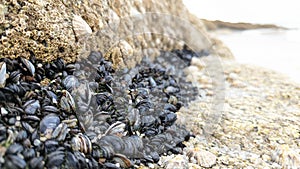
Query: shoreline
202,19,288,31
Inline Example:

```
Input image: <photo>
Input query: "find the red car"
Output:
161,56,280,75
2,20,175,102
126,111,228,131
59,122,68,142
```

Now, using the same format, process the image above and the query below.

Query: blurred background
184,0,300,83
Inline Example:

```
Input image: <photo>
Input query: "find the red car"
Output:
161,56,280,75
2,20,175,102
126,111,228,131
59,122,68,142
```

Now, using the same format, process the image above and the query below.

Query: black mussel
0,123,7,143
16,130,28,142
62,75,79,92
39,113,60,138
73,83,92,105
29,157,44,169
46,150,65,168
149,151,160,163
30,130,39,142
53,58,65,71
60,90,75,113
23,90,37,100
122,136,144,158
21,121,35,133
6,83,27,96
164,103,178,112
88,51,103,63
104,122,126,136
22,148,36,160
103,162,121,169
144,128,158,137
4,155,26,169
159,112,177,126
8,70,22,84
8,117,16,125
95,92,113,105
6,143,24,154
20,57,35,76
73,151,89,168
126,107,141,132
51,122,68,141
22,115,40,122
65,64,76,73
42,105,59,114
99,145,115,160
44,90,58,104
44,140,59,153
65,151,79,169
141,115,157,128
23,100,40,115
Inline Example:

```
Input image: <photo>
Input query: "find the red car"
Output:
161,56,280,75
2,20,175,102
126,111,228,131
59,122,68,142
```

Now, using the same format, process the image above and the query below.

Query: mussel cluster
0,48,205,168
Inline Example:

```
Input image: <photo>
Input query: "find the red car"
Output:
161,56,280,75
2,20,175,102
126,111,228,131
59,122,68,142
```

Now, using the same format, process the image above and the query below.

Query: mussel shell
9,70,22,83
65,151,79,169
20,57,35,76
46,150,65,168
44,140,59,153
4,154,26,169
22,148,36,160
23,100,40,115
99,145,115,160
29,157,44,169
39,113,60,134
0,62,7,88
113,154,132,168
42,105,59,113
60,90,75,113
6,143,24,154
62,75,79,92
15,130,28,142
71,133,92,154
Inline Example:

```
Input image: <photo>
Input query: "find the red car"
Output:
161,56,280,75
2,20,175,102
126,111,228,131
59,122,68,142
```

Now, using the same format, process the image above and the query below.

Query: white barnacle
72,14,92,41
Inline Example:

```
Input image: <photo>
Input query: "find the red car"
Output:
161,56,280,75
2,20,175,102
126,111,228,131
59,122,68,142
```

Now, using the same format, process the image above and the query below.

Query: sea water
183,0,300,83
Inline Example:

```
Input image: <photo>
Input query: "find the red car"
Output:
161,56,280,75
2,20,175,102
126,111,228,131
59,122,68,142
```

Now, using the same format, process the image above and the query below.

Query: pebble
191,57,206,69
33,139,41,147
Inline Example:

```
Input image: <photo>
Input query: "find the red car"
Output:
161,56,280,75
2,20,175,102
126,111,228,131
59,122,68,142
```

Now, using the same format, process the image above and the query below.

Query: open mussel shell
113,153,132,168
71,133,92,154
104,121,126,136
60,90,76,113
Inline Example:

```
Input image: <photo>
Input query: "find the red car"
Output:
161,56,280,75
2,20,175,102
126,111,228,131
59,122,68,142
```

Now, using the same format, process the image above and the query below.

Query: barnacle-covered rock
0,0,222,67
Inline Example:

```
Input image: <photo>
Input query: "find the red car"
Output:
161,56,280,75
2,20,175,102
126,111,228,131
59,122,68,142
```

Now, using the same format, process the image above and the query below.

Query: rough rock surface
175,57,300,168
0,0,231,67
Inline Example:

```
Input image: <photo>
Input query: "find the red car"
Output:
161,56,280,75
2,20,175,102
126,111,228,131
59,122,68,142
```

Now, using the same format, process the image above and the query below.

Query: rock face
0,0,229,68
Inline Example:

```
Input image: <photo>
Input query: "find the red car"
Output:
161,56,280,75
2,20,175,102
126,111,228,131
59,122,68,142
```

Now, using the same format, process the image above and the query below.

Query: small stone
33,139,41,146
187,148,217,168
191,57,206,69
227,73,239,81
0,107,8,115
147,163,154,169
231,80,246,88
164,155,189,169
262,154,271,161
